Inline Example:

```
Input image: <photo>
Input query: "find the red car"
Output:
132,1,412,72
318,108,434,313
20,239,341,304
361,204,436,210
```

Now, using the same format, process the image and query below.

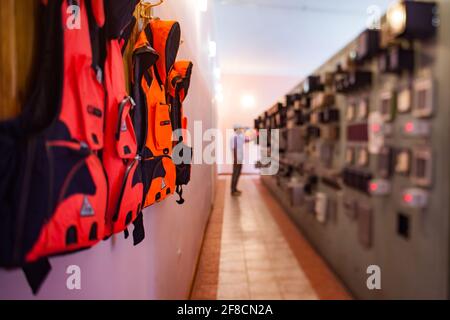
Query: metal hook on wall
138,0,165,19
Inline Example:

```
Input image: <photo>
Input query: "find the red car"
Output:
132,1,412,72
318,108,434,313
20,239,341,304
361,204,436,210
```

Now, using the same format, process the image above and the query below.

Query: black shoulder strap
132,211,145,246
176,185,185,205
22,258,52,295
105,0,139,39
132,43,159,152
120,17,137,55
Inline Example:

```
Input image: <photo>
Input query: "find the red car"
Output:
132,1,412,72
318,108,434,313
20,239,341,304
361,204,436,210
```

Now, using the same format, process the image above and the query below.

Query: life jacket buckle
95,66,103,83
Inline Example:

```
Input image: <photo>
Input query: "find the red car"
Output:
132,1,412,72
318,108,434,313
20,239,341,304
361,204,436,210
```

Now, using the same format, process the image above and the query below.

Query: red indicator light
405,122,414,133
372,124,381,133
403,194,413,203
370,183,378,192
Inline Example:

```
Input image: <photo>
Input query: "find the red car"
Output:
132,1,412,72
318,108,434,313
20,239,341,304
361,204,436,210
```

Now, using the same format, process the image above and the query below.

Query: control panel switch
369,179,391,196
403,120,431,138
402,188,429,209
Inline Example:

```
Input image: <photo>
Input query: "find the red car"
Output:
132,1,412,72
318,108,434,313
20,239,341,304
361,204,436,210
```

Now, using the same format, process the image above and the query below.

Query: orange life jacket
102,27,141,239
0,0,138,293
0,0,107,294
132,20,181,208
25,0,107,263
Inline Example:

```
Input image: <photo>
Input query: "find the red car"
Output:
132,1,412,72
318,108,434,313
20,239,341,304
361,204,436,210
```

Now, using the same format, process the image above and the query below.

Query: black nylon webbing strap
132,211,145,246
22,258,52,295
176,185,185,205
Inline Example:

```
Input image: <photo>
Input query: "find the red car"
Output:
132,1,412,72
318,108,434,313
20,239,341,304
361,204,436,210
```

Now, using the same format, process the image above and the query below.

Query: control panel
255,0,449,299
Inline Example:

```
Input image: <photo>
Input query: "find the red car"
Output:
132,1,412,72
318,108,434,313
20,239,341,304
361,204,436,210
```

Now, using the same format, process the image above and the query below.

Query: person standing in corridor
230,125,247,196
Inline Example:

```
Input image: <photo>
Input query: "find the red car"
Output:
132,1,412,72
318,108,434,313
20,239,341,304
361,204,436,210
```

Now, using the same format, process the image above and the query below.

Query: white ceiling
214,0,393,77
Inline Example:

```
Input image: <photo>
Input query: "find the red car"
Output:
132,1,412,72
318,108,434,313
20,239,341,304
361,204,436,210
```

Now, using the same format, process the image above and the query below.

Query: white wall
0,0,217,300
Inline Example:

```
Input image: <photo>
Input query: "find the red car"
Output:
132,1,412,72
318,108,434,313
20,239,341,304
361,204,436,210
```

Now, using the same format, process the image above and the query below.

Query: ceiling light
215,92,224,103
214,67,221,80
387,2,407,36
386,1,437,40
241,94,256,109
198,0,208,12
208,41,217,58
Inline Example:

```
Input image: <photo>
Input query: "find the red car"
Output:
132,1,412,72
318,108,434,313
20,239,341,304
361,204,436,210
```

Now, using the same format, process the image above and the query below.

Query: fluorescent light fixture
215,83,224,103
214,67,222,80
208,41,217,58
241,94,256,109
215,93,224,103
198,0,208,12
387,2,407,36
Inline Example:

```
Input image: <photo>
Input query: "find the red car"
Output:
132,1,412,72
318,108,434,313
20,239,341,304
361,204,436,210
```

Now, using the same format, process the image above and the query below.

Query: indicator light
371,124,381,133
402,120,430,137
403,193,413,203
369,179,390,196
405,122,414,133
402,188,429,209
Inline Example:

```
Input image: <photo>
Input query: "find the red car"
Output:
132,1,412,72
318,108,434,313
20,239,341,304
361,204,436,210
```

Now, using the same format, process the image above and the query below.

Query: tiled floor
191,175,352,300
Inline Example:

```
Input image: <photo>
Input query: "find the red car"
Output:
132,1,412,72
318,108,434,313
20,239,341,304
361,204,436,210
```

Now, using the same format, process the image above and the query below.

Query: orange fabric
150,19,181,85
113,159,144,233
91,0,105,27
26,0,108,263
26,141,107,262
134,29,152,53
172,61,193,102
135,25,174,158
59,0,105,151
142,72,172,157
143,157,176,207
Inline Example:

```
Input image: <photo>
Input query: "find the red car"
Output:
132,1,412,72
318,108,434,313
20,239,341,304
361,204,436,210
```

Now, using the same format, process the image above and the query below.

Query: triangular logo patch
81,196,95,217
161,178,166,190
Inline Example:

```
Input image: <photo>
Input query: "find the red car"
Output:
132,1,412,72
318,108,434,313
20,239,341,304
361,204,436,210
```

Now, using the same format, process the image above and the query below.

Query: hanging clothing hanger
135,0,165,32
138,0,164,20
137,1,185,47
121,0,167,94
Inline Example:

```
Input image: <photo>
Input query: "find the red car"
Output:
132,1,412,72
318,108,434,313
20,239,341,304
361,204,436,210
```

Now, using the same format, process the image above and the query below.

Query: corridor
191,176,352,300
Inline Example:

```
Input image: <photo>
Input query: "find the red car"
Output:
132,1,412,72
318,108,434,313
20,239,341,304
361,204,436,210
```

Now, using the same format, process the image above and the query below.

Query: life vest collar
148,19,181,86
132,27,160,87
